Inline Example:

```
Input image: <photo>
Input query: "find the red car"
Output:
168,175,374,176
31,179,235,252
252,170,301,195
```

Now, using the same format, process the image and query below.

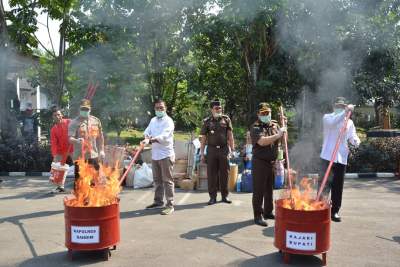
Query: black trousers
74,158,100,189
207,146,229,199
320,159,347,214
252,157,274,218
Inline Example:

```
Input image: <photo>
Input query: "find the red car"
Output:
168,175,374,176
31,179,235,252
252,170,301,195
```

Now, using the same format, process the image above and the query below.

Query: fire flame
64,159,121,207
280,177,328,211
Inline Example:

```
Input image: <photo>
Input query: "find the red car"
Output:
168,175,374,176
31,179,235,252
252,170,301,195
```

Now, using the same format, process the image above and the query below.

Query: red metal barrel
274,199,330,265
64,201,120,251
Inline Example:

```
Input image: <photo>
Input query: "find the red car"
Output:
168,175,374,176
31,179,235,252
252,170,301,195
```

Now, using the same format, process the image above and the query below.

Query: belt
209,145,226,149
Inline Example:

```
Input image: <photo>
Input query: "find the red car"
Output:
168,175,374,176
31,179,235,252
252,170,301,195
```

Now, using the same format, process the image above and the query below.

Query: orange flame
280,177,328,211
64,159,121,207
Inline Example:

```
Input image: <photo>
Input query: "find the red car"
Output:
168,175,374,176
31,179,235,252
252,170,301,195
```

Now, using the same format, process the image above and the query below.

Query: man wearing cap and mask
68,99,105,184
250,103,286,227
320,97,360,222
200,99,235,205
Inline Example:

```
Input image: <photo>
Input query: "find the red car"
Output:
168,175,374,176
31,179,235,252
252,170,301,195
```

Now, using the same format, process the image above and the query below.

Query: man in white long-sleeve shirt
142,99,175,215
320,97,360,222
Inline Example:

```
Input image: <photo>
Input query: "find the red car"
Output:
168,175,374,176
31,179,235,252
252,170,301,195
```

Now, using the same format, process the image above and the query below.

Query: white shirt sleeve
143,119,153,138
347,120,360,148
154,117,174,145
323,112,346,128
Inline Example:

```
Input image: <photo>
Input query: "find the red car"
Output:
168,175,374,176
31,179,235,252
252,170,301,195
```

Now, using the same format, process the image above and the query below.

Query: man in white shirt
320,97,360,222
142,99,175,215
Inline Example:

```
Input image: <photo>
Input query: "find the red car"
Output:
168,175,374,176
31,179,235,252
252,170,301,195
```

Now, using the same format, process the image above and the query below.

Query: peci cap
210,99,221,108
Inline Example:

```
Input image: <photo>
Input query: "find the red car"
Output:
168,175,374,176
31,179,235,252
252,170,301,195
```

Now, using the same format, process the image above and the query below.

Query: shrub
347,137,400,172
0,139,52,172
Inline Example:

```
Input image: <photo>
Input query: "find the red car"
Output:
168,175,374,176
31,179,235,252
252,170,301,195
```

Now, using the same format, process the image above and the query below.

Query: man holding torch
142,99,176,215
68,99,105,185
250,103,286,227
320,97,360,222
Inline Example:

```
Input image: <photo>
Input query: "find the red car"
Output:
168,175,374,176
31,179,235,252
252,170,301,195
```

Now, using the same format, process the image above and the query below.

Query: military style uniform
250,119,280,219
68,115,103,184
68,115,103,161
200,115,233,200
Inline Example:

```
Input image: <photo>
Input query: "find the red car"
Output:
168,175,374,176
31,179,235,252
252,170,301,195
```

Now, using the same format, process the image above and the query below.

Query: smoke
66,0,203,131
0,43,21,141
275,0,383,174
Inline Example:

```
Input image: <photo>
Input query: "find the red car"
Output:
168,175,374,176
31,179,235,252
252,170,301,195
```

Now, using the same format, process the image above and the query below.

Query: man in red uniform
50,107,72,192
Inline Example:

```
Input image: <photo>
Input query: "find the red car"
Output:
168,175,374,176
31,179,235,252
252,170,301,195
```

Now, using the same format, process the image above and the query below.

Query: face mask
155,110,166,118
80,110,90,118
213,112,222,118
333,108,344,115
259,115,271,124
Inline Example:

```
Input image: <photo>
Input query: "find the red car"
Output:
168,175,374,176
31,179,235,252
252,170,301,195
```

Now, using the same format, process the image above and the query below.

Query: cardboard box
198,163,207,178
179,179,195,190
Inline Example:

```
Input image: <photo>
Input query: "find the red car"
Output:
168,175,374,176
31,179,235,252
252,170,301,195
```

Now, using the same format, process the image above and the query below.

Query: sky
4,0,61,54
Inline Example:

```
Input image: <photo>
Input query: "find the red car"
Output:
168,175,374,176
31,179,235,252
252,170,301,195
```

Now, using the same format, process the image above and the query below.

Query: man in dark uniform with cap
200,99,235,205
250,103,286,226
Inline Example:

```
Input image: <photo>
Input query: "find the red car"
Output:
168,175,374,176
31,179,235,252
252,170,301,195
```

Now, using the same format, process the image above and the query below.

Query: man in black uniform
200,99,235,205
250,103,286,226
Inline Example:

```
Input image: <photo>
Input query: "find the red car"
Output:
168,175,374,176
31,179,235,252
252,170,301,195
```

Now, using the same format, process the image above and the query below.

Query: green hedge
348,137,400,172
0,140,52,172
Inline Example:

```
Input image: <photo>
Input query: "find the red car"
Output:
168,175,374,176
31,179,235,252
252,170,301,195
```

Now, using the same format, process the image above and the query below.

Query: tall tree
6,0,78,106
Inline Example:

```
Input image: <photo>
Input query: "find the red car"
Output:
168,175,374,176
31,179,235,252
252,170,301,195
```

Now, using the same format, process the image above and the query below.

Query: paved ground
0,176,399,267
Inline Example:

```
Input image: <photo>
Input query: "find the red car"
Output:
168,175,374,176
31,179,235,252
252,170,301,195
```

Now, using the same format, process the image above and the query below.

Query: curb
345,173,397,179
0,172,74,178
0,172,397,179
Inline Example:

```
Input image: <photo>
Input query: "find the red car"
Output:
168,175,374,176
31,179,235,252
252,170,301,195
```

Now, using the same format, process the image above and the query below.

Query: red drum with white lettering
274,199,330,266
64,202,120,252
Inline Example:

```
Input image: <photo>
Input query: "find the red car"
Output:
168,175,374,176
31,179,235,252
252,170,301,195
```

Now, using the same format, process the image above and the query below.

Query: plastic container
228,164,238,191
241,170,253,192
274,160,285,189
236,174,242,192
49,162,69,186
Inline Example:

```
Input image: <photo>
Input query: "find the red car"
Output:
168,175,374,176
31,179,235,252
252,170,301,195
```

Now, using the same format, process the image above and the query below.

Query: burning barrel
64,198,120,260
63,158,122,261
274,199,330,266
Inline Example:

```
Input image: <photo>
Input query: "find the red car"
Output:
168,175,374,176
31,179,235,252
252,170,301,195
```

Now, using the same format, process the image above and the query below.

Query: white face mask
259,114,271,124
213,112,222,118
80,110,90,118
155,110,166,118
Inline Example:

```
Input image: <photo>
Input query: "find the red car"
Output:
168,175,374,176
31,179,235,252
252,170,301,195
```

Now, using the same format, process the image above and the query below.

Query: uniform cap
334,97,347,107
258,102,271,113
80,99,91,109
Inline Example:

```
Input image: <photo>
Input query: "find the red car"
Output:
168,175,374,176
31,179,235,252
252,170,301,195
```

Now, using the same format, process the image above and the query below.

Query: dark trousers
252,157,274,218
74,158,100,189
320,159,346,214
207,146,229,199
